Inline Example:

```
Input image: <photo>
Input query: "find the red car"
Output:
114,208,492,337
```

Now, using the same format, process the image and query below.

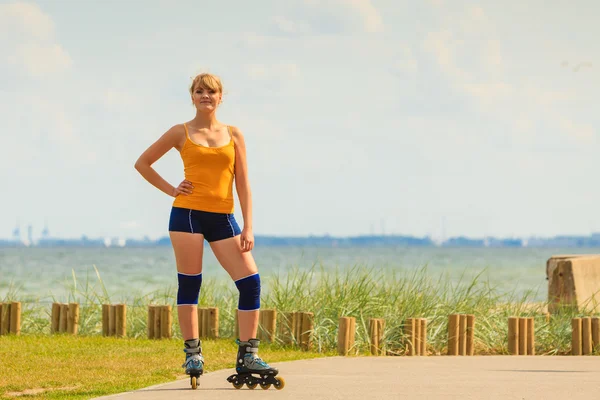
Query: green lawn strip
0,335,333,400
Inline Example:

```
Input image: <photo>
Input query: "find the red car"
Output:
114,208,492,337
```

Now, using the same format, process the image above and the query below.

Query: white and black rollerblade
182,339,204,389
226,338,285,390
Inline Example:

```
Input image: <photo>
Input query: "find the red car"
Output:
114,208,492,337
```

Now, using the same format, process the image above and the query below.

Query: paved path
94,356,600,399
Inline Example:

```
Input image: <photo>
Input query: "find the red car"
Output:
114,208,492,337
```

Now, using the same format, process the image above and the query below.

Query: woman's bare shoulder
228,124,244,139
161,123,186,149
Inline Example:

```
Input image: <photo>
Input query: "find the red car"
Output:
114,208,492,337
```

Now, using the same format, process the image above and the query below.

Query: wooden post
459,315,467,356
161,305,172,339
448,314,460,355
67,303,79,335
381,319,387,355
257,309,264,341
369,318,378,355
277,311,303,346
10,302,21,335
294,312,303,345
278,312,293,345
526,317,535,355
59,303,68,333
51,303,61,334
338,317,350,356
259,309,276,343
405,318,416,356
518,317,528,356
369,318,385,356
508,317,519,355
582,317,592,355
466,315,475,356
108,304,116,336
198,307,219,339
202,308,210,338
234,310,239,339
415,318,422,356
148,305,156,339
116,304,127,338
153,305,162,339
208,307,219,339
300,312,314,351
291,312,299,345
350,317,356,354
338,317,355,356
102,304,110,337
0,303,9,335
197,307,206,338
592,317,600,354
572,318,582,355
420,319,427,356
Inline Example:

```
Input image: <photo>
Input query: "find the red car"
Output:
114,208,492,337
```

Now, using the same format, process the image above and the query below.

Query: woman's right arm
134,125,191,197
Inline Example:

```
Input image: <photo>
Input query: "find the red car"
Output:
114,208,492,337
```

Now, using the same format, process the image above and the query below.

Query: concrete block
547,255,600,313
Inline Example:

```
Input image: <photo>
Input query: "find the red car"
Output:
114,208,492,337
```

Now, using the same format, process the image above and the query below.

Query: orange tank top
172,123,236,213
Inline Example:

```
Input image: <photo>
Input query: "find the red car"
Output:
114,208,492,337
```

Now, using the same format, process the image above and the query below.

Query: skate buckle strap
245,346,258,353
184,347,201,354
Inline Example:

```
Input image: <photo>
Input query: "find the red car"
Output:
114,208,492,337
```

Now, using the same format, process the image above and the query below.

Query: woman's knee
234,273,261,311
177,272,203,306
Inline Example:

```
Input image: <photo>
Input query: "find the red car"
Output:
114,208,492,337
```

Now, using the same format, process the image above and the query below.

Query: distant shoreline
2,233,600,248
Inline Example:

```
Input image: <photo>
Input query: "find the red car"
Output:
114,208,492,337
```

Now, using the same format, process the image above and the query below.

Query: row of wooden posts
0,302,21,335
4,302,600,356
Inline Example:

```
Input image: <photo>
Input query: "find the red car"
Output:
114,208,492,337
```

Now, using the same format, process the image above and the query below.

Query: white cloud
423,30,471,81
102,89,138,109
301,0,384,33
245,63,299,81
462,82,514,107
0,2,72,77
393,46,419,73
272,15,311,34
559,118,596,144
342,0,384,33
0,2,54,38
427,0,445,8
483,39,503,74
420,3,597,155
458,6,491,35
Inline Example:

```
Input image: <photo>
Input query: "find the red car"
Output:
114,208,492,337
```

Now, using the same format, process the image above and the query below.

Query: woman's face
192,85,222,111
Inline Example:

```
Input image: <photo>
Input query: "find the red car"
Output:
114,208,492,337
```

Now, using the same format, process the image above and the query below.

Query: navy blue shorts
168,207,241,242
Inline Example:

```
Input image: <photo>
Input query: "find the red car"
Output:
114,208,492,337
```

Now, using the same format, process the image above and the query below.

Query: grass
1,264,599,398
0,335,333,399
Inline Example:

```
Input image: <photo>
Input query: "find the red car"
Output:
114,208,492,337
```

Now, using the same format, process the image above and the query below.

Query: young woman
134,73,283,390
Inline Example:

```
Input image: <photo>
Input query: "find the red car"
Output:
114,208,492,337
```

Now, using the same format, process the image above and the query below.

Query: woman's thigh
168,207,205,274
169,232,204,274
209,235,257,281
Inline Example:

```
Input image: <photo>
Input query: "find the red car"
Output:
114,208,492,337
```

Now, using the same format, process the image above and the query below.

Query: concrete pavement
93,356,600,399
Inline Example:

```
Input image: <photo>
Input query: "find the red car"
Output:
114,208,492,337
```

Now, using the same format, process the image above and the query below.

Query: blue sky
0,0,598,241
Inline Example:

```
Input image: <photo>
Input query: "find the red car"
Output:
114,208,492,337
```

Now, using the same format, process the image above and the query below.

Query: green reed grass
1,264,596,355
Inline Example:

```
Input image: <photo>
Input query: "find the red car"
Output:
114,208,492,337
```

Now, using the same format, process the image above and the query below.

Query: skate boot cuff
237,338,260,352
184,339,202,355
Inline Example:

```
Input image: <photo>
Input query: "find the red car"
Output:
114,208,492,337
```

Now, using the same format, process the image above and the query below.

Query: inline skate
226,338,285,390
182,338,204,389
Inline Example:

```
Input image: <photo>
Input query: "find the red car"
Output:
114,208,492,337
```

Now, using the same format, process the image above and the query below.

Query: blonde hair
189,73,223,95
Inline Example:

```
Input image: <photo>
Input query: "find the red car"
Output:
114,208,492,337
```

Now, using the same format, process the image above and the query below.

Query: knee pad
235,273,260,311
177,272,202,305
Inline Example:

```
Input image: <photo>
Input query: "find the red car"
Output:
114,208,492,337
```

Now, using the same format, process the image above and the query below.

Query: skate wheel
191,376,197,390
260,382,271,390
246,382,258,390
274,376,285,390
232,381,244,390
